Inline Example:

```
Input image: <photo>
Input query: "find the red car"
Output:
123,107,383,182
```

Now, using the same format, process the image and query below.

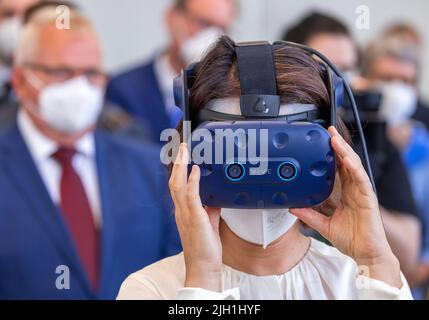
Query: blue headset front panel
190,120,336,209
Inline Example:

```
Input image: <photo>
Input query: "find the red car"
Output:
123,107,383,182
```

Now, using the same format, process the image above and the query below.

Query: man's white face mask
180,27,223,66
221,208,298,249
25,73,104,134
378,81,418,126
0,16,22,65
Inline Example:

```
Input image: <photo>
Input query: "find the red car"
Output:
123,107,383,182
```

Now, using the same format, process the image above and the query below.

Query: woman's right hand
169,143,223,292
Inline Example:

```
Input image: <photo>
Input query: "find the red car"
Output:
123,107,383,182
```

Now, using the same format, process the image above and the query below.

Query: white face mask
378,81,418,125
221,208,298,249
25,73,104,134
0,16,22,65
180,27,223,66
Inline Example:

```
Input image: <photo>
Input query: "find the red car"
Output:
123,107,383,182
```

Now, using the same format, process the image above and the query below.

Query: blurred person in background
106,0,237,144
0,1,153,142
282,12,423,291
282,12,359,85
361,33,429,297
0,0,40,104
0,1,75,130
0,6,180,299
361,27,429,130
383,23,423,49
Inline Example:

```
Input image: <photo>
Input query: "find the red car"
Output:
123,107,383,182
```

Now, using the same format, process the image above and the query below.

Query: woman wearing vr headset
117,36,412,300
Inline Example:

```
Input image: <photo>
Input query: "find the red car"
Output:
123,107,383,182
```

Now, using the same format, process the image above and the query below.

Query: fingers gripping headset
174,40,376,209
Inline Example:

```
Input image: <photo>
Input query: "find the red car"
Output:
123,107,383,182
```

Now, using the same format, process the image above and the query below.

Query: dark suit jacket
0,101,17,133
0,120,181,300
412,99,429,129
106,59,172,144
0,101,156,144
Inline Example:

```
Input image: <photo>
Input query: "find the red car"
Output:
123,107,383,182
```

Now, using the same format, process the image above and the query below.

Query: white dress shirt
17,109,102,228
117,238,413,300
153,52,180,124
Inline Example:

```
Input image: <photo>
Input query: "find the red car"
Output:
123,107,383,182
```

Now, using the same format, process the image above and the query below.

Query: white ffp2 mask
26,74,104,133
221,208,298,249
378,81,418,125
180,27,223,65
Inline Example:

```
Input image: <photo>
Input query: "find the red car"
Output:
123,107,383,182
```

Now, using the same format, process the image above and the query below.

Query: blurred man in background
361,34,429,296
106,0,237,143
0,1,153,142
0,0,40,103
384,23,423,48
0,6,180,299
361,31,429,133
282,12,358,76
0,1,77,129
282,12,423,292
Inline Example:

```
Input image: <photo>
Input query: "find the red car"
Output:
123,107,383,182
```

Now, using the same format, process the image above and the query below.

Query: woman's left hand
290,126,403,288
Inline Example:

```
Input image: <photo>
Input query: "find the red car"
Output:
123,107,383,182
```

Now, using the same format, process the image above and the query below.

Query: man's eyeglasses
23,63,106,85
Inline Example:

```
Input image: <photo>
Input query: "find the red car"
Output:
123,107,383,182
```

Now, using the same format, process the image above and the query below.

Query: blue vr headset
174,40,375,209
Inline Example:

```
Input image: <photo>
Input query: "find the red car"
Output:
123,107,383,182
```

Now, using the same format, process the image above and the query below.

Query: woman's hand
169,143,223,292
290,127,403,288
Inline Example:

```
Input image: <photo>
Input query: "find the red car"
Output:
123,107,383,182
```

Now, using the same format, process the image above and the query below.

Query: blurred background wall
71,0,429,99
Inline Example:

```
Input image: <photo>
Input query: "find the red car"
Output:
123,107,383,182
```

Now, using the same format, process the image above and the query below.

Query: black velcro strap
235,42,280,118
236,42,277,95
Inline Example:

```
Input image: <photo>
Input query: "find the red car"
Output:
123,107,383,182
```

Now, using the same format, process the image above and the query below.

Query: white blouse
117,238,413,300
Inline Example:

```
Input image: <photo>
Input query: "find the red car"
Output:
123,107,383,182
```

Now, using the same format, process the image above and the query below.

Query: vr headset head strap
235,41,281,118
175,42,342,127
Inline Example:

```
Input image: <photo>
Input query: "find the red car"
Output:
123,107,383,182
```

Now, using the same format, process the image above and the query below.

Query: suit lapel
0,124,94,297
93,133,112,297
142,61,171,137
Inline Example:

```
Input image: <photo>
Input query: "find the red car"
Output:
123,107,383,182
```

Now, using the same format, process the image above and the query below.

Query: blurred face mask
25,73,104,134
342,69,359,85
0,16,22,65
180,27,223,65
221,208,298,249
378,81,418,125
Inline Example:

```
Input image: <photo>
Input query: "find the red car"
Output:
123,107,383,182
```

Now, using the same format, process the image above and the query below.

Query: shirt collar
75,129,95,157
17,108,95,161
153,52,178,106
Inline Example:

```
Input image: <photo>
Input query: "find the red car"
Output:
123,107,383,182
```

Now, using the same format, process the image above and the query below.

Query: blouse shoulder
307,237,356,265
116,253,186,300
305,238,359,292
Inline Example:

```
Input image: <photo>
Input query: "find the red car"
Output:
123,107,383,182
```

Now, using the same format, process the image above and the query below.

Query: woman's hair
186,35,350,140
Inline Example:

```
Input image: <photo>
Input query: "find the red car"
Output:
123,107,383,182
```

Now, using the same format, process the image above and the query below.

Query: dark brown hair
186,35,349,140
282,11,351,45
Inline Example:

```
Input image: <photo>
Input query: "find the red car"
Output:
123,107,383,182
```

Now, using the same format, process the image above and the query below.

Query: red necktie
53,147,99,291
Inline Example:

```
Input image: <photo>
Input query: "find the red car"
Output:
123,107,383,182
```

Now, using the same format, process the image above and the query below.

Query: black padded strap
236,42,278,95
235,42,280,118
